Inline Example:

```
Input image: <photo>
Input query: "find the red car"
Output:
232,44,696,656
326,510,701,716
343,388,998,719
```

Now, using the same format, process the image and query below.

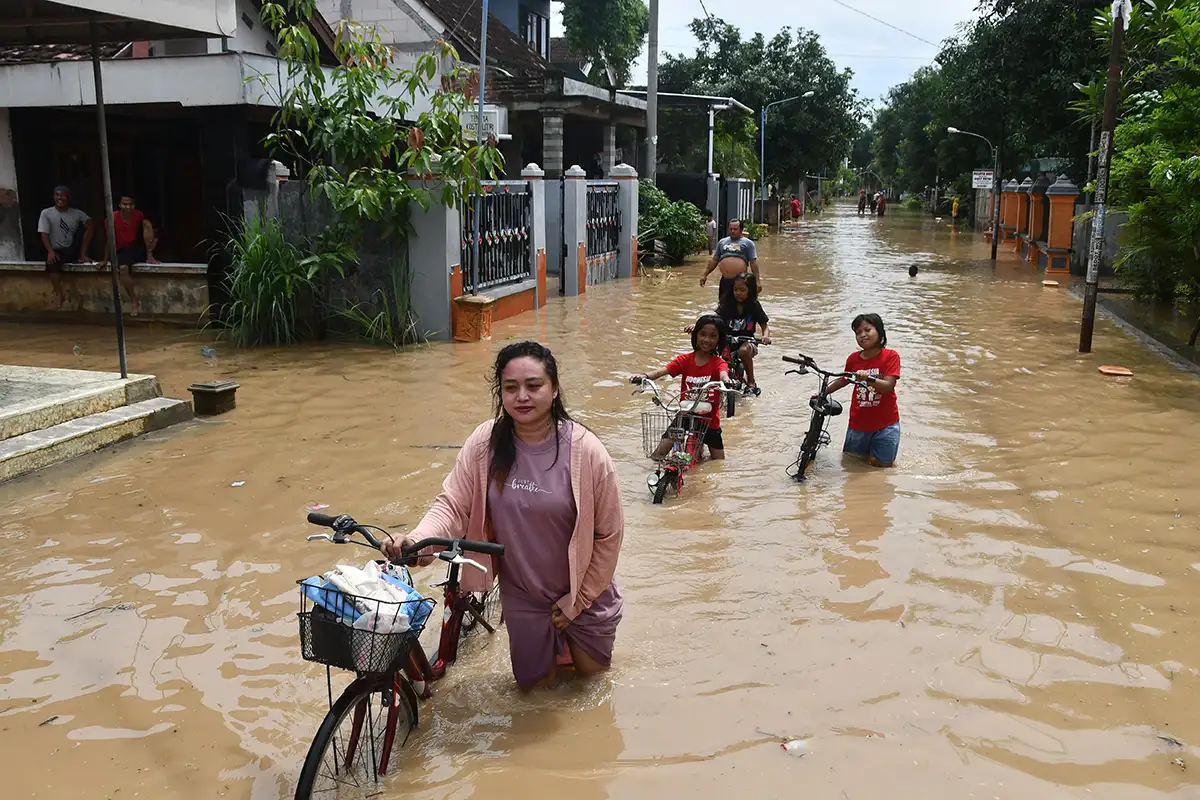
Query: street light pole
760,91,814,225
707,104,729,175
646,0,659,183
948,126,1000,261
1080,0,1130,353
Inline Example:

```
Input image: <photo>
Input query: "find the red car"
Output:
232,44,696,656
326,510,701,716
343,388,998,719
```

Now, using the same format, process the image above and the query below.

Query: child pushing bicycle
631,314,731,460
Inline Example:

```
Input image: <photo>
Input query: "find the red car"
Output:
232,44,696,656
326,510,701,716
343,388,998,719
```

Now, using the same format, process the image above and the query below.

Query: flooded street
3,205,1199,799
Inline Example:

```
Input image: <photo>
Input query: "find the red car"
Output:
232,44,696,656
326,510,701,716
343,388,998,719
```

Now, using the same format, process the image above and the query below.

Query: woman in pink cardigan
384,341,624,690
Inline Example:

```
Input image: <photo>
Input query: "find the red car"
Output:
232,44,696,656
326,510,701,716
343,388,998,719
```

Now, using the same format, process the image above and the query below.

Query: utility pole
646,0,658,183
469,0,491,293
1080,0,1129,353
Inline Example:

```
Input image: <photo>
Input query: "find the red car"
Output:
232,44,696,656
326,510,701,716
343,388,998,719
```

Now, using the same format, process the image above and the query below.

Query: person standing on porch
100,193,158,316
705,211,717,255
38,186,94,309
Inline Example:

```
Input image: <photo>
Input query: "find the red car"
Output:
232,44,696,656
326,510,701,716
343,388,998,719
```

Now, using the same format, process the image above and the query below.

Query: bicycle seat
679,399,713,415
809,397,843,416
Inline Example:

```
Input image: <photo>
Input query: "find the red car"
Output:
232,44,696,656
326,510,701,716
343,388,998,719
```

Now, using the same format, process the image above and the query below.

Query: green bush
220,216,319,347
638,183,708,264
745,223,768,240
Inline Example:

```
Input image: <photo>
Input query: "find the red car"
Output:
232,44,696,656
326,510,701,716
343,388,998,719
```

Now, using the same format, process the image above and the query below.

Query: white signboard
461,106,507,140
972,170,995,189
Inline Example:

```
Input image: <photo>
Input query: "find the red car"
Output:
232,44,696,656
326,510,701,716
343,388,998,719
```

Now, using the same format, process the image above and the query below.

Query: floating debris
1042,280,1060,287
39,715,59,727
1172,757,1186,771
1099,365,1134,377
231,481,246,487
782,738,808,757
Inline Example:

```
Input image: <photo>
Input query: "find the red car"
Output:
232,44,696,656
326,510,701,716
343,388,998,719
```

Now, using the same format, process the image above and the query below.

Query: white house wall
318,0,437,46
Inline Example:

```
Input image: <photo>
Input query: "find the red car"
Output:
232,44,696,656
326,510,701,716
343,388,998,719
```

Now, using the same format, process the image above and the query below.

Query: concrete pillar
406,172,460,341
561,165,586,296
1045,174,1079,275
602,123,617,177
1001,179,1019,242
611,163,638,279
521,163,548,308
1014,177,1033,244
1027,175,1050,248
0,109,24,261
706,173,720,221
543,113,565,178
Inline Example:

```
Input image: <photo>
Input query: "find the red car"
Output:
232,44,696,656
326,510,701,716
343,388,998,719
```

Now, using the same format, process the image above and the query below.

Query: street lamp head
803,91,815,98
947,126,960,134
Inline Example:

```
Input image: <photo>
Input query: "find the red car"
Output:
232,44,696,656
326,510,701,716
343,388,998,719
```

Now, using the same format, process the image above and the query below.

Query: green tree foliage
561,0,649,87
1107,0,1200,316
656,18,861,185
222,0,500,347
867,0,1107,199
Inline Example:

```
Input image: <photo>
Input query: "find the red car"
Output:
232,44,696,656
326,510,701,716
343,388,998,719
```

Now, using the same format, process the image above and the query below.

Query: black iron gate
585,183,620,283
460,181,532,294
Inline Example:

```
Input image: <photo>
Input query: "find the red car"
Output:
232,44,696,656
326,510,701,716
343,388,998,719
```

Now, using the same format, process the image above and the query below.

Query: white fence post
522,163,547,308
407,168,459,341
561,165,587,296
612,163,638,279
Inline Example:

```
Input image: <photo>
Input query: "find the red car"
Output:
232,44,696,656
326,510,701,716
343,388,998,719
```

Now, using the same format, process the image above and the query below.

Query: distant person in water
877,193,888,217
869,192,878,214
858,190,868,216
790,195,801,220
909,265,919,277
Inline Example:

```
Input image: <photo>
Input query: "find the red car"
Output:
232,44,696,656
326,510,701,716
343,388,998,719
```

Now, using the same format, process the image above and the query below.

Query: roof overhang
0,0,238,45
618,89,753,115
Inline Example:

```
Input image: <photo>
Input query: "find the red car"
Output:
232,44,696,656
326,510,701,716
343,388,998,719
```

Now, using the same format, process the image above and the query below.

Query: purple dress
487,422,623,686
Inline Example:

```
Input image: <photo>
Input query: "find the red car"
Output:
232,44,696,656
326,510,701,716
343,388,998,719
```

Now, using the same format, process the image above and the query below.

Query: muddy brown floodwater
2,206,1199,799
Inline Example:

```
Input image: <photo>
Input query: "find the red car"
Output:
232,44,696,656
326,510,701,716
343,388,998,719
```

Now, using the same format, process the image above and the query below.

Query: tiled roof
549,37,581,66
0,42,124,65
421,0,547,77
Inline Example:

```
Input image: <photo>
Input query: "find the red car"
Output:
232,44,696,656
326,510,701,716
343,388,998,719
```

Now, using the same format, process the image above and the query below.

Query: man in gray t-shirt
700,218,761,300
37,185,94,307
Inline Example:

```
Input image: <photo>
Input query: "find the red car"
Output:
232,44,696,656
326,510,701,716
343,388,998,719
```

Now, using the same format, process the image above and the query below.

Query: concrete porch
0,261,209,324
0,365,193,482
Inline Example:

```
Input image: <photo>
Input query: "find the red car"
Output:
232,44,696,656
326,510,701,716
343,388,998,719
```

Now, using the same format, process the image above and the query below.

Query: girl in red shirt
826,313,901,467
632,314,731,459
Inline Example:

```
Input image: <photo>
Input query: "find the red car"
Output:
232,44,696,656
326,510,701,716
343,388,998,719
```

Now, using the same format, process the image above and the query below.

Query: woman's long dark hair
717,271,758,321
488,341,572,491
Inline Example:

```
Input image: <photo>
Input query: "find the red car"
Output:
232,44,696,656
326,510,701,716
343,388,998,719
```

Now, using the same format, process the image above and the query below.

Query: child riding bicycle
632,314,730,460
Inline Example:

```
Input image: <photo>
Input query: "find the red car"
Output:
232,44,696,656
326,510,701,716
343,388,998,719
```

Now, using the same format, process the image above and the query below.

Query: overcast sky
551,0,982,106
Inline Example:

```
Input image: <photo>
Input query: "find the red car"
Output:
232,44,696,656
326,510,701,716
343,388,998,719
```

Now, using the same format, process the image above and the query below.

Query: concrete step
0,366,160,441
0,397,194,483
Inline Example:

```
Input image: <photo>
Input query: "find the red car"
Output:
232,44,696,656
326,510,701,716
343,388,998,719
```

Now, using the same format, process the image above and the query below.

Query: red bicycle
633,376,736,504
293,512,503,800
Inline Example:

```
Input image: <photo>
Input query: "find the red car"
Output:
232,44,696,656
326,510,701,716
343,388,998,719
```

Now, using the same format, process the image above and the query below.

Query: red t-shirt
790,199,801,216
112,210,144,249
666,352,728,429
845,348,901,432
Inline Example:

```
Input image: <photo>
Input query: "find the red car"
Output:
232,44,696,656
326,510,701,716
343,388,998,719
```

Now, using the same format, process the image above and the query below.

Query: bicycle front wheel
294,673,415,800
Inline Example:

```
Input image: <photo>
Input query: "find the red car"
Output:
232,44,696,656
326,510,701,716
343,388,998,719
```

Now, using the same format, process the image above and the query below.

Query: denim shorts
844,422,901,465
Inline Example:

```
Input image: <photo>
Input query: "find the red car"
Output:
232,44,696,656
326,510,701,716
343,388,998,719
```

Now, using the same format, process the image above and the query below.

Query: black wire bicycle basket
641,411,710,459
297,581,436,675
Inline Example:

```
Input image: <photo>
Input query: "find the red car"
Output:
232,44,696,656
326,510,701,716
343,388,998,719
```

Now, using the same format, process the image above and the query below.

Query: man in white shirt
37,186,94,308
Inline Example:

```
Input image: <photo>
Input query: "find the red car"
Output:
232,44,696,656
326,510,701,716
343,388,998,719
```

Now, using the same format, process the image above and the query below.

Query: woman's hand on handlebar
629,374,647,385
761,334,773,346
381,536,435,567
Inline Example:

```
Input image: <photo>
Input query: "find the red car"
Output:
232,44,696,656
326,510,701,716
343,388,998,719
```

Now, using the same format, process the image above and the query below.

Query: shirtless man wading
700,219,760,301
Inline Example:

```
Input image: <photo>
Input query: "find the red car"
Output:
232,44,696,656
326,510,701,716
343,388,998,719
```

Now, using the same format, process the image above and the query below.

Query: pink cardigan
404,419,624,620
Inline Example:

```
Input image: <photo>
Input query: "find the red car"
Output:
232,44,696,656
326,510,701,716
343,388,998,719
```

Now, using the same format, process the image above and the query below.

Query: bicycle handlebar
782,354,872,387
305,513,505,560
401,537,505,558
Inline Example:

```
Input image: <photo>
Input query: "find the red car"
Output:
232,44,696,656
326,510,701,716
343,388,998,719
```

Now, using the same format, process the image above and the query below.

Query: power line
827,0,940,48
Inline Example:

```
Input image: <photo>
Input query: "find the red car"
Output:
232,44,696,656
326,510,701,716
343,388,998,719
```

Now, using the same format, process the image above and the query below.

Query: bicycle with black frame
723,334,761,417
782,353,872,482
293,512,504,800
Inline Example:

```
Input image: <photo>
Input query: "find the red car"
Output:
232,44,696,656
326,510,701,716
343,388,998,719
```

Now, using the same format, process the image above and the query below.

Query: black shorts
116,245,146,268
46,247,77,273
664,416,725,452
704,426,724,451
